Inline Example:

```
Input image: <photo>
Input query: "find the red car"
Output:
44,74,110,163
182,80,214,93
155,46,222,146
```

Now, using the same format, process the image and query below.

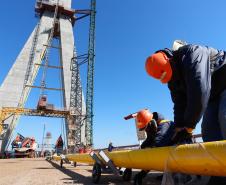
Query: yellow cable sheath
66,153,94,164
53,155,62,161
63,141,226,176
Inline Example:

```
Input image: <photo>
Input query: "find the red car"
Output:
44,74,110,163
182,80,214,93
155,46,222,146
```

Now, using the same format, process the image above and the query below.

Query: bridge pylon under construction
0,0,96,153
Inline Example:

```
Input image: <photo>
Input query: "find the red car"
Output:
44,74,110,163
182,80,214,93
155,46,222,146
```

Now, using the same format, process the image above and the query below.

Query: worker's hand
171,127,194,145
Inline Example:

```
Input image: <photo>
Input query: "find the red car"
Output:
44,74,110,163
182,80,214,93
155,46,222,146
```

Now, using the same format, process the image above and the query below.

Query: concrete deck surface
0,158,209,185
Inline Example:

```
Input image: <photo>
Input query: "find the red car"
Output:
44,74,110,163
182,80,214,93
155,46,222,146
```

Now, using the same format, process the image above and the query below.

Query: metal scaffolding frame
85,0,96,146
68,0,96,149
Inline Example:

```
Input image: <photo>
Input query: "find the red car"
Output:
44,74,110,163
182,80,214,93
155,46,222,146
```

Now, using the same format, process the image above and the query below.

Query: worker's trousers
201,89,226,185
202,89,226,141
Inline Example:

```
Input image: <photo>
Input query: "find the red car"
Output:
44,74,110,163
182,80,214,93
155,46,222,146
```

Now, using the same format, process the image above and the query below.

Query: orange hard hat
145,52,172,83
136,109,153,130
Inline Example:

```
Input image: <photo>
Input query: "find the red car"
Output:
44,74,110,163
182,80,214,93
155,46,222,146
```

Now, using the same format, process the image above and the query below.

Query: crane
85,0,96,147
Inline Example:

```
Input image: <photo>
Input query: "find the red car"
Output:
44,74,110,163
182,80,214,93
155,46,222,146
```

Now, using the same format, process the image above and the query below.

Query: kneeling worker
133,109,175,185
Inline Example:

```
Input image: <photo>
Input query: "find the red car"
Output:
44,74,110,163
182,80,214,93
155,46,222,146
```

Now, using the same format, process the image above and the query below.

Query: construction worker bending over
145,43,226,185
133,109,178,185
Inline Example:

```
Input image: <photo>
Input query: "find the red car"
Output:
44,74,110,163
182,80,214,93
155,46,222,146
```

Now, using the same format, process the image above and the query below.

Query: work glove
171,128,194,145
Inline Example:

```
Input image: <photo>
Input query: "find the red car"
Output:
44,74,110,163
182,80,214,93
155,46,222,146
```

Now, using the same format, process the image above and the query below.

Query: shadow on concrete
47,160,165,185
34,167,55,169
47,160,136,185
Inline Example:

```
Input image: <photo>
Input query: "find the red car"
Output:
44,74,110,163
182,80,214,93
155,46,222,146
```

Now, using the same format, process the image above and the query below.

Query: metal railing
94,134,203,152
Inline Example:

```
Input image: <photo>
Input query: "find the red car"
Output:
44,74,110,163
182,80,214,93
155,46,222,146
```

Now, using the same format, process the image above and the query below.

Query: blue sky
1,0,226,149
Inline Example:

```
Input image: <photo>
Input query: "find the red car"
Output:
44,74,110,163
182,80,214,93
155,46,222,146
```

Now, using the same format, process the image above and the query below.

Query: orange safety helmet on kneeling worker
136,109,153,130
145,52,172,83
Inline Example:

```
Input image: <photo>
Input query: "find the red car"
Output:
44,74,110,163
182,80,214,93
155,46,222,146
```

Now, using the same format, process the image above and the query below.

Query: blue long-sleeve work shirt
141,120,175,148
167,44,226,128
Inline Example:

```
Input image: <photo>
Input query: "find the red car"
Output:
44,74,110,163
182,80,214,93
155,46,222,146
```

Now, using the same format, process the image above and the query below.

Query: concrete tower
0,0,87,153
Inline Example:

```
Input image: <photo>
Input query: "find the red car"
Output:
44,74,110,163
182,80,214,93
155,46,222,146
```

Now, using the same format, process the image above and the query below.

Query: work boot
207,176,226,185
133,170,148,185
139,170,148,178
133,173,143,185
156,174,163,181
173,173,192,184
184,175,202,184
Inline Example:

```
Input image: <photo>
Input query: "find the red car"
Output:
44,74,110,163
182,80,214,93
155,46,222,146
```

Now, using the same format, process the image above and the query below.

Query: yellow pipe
0,124,2,135
64,141,226,176
53,155,62,161
67,153,94,164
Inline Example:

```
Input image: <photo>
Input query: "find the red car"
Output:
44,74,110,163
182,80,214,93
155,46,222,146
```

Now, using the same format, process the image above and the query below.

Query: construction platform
0,158,210,185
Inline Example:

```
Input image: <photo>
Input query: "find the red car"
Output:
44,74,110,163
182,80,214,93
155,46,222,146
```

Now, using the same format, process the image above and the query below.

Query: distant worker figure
107,142,114,152
145,43,226,185
132,109,177,185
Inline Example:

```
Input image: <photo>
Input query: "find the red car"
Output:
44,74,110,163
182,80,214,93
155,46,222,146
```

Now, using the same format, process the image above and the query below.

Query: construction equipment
11,133,37,158
55,135,64,155
55,149,131,184
37,95,47,110
37,95,54,110
89,150,125,183
53,140,226,183
85,0,96,147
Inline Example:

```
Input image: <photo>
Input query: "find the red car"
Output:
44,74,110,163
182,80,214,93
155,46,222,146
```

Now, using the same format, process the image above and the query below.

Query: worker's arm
168,72,187,128
155,122,174,147
183,45,211,128
140,121,157,149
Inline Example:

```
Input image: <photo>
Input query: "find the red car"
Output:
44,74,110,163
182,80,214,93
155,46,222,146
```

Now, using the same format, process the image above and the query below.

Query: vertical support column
59,15,75,152
59,16,73,110
0,12,54,152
